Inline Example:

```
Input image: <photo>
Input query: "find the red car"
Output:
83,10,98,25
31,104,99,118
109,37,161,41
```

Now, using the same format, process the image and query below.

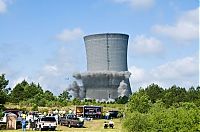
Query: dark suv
109,110,119,118
60,114,84,128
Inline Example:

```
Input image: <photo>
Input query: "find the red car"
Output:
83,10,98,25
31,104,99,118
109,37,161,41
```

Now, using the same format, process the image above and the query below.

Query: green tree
32,104,38,111
123,101,200,132
0,74,9,90
72,98,81,105
127,89,151,113
163,85,188,107
187,86,199,104
115,96,128,104
145,83,164,103
24,82,43,99
9,80,28,103
43,90,55,101
123,111,147,132
0,74,9,104
58,90,72,101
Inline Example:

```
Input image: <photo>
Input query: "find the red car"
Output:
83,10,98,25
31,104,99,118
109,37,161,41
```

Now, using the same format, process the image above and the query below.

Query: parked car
109,110,119,118
0,113,8,124
60,114,84,128
35,116,57,131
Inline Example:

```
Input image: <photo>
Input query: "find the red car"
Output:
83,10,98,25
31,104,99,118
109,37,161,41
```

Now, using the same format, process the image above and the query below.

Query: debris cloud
118,80,127,97
72,71,131,99
68,81,85,99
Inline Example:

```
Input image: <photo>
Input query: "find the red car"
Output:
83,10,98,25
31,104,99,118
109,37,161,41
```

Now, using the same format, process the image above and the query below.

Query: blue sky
0,0,199,95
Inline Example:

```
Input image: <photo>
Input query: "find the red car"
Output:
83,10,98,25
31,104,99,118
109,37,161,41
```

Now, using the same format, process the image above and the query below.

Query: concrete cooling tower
73,33,132,100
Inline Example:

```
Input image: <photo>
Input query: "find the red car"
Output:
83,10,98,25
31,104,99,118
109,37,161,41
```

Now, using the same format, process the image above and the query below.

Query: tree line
1,74,200,131
0,74,199,107
123,84,200,131
0,74,75,109
0,74,124,110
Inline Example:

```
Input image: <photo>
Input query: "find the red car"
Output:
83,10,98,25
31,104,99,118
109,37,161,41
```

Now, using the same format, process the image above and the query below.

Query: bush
123,101,200,132
127,91,151,113
123,111,148,132
117,111,123,118
32,104,38,111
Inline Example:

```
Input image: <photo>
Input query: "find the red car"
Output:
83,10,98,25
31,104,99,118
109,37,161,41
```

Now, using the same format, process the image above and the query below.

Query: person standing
22,113,26,120
55,114,59,124
68,109,72,114
105,111,110,120
97,111,101,119
21,119,26,132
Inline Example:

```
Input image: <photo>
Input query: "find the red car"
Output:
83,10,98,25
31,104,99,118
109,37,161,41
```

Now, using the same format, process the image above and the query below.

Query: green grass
0,119,123,132
4,103,125,113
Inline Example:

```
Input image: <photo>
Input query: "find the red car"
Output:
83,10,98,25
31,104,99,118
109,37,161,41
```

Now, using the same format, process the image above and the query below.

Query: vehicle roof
41,116,55,118
76,105,102,108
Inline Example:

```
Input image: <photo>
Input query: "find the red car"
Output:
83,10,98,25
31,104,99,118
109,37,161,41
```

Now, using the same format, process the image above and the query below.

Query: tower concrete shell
84,33,129,71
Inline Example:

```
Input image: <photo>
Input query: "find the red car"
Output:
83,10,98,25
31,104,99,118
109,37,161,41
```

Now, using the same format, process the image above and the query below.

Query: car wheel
51,128,55,131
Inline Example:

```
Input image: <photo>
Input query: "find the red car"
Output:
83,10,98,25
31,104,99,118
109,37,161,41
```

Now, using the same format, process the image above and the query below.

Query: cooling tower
84,33,129,71
74,33,132,100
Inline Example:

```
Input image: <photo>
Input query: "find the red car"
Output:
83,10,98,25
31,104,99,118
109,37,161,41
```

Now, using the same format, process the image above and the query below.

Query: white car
0,113,8,124
35,116,57,131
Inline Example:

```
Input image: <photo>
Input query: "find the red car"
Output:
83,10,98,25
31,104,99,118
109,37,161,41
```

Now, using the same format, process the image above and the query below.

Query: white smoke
118,80,127,97
73,71,131,86
73,71,131,79
73,71,131,99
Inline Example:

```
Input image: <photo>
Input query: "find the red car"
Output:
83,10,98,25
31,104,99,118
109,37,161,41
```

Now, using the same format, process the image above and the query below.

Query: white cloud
152,7,199,41
130,55,199,91
129,65,146,83
44,65,58,75
112,0,155,9
151,56,198,80
35,57,77,95
6,27,86,95
34,43,86,95
10,76,29,88
56,28,84,43
0,0,7,13
130,35,164,55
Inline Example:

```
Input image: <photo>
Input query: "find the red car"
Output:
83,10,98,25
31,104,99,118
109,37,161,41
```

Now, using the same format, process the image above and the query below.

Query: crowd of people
1,108,116,131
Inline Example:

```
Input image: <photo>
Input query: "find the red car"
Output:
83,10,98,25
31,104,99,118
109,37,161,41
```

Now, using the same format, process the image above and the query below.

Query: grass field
0,118,123,132
4,103,125,112
3,103,125,131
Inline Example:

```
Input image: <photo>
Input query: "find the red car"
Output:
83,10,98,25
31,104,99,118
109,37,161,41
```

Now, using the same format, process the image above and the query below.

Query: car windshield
67,114,77,119
41,117,56,121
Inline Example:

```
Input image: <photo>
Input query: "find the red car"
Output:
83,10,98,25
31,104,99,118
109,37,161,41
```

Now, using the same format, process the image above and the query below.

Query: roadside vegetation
123,86,200,131
1,74,200,131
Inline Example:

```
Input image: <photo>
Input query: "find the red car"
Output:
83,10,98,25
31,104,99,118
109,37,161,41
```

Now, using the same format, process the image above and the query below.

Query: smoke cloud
68,81,85,99
118,80,127,97
73,71,131,87
73,71,131,79
72,71,131,99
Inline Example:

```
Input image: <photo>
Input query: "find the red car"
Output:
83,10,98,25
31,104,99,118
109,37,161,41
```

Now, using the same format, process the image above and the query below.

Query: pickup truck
60,114,84,128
